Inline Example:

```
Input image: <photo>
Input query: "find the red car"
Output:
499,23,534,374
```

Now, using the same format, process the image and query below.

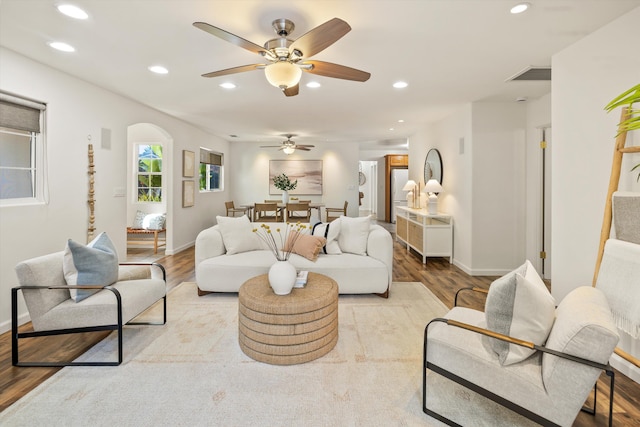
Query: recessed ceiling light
398,119,405,123
393,81,408,89
57,4,88,19
148,65,168,74
306,81,321,88
48,41,75,52
389,128,395,131
219,82,236,89
510,3,530,14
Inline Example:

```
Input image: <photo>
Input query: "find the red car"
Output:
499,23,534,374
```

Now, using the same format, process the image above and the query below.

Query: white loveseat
195,216,393,297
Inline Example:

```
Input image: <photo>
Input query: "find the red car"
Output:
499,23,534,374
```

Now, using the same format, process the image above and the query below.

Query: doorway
540,127,552,279
126,123,174,259
358,161,377,218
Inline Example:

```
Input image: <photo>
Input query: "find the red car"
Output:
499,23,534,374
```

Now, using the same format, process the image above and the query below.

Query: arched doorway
127,123,174,256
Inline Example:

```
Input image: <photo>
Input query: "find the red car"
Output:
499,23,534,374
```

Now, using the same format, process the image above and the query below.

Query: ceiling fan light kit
265,62,302,89
260,135,315,154
194,17,370,97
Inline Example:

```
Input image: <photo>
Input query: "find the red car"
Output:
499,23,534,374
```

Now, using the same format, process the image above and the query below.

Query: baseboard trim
0,312,30,335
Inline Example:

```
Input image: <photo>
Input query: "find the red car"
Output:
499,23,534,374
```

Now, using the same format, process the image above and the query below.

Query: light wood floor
1,231,639,425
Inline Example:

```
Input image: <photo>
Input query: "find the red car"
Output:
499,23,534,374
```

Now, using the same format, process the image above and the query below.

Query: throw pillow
132,211,166,230
284,232,327,261
63,232,119,302
143,212,166,230
216,215,262,255
132,210,146,229
312,220,342,254
337,215,370,256
485,260,556,366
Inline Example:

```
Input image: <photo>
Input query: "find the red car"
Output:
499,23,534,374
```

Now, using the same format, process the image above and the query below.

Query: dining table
240,202,325,222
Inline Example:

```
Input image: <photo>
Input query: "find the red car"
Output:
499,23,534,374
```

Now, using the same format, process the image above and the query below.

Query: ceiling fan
260,135,314,154
193,17,371,96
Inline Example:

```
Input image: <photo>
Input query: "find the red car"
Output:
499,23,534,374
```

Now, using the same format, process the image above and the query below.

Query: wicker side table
238,272,338,365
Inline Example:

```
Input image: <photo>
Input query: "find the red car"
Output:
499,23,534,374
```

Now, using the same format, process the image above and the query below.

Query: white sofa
195,218,393,297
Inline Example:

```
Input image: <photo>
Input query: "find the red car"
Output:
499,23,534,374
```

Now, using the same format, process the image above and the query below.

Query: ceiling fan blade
193,22,273,58
202,64,264,78
302,60,370,82
260,145,285,148
297,144,315,148
289,18,351,58
283,84,299,97
295,146,311,151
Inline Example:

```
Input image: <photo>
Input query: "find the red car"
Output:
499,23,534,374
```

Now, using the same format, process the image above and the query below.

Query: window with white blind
0,91,46,205
199,148,223,192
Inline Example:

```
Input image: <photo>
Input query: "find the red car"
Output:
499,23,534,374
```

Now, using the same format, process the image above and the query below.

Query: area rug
1,282,450,426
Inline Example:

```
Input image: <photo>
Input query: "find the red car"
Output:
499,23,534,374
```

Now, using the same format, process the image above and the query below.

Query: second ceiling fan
261,135,314,154
193,17,370,96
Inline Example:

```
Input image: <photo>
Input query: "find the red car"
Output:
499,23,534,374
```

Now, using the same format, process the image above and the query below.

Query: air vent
507,66,551,81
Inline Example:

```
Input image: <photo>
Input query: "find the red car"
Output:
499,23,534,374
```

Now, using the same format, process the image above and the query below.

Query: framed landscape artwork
269,160,323,195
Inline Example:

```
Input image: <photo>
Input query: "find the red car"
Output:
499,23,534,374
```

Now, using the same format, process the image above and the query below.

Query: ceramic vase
281,190,289,204
268,260,296,295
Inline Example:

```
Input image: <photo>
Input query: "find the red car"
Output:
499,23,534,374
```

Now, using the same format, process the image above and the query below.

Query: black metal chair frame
12,262,167,367
423,287,615,427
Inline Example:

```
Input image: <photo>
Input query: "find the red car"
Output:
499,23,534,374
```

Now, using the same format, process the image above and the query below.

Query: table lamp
402,180,418,208
423,179,443,214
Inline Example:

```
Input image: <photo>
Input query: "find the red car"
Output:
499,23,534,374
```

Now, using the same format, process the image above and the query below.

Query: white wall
0,48,230,333
229,141,361,219
552,7,640,381
471,102,527,273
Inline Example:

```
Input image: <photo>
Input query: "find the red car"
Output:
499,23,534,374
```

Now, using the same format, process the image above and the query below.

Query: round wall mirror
424,148,443,185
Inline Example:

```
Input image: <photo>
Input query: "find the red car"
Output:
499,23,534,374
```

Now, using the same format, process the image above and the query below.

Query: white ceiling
1,0,639,148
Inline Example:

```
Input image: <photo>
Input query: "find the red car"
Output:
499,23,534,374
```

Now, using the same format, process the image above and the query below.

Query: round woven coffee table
238,272,339,365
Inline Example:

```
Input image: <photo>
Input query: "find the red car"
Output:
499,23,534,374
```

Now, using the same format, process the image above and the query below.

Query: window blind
0,92,46,133
199,149,222,166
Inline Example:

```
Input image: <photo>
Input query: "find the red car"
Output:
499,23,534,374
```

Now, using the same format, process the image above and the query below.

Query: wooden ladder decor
593,107,640,284
593,106,640,370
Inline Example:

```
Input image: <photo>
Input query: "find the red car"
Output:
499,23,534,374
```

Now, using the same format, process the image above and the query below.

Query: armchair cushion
63,232,119,302
485,260,556,365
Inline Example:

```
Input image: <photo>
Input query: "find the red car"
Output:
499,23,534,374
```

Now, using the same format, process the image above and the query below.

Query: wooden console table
395,206,453,264
238,272,338,365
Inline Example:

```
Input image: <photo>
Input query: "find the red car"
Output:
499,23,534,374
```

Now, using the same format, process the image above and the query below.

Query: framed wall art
182,150,195,178
182,180,195,207
269,160,323,195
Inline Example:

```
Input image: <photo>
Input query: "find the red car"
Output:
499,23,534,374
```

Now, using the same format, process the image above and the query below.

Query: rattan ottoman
238,272,338,365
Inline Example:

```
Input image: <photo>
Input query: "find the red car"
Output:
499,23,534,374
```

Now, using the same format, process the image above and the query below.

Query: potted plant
273,173,297,203
605,83,640,181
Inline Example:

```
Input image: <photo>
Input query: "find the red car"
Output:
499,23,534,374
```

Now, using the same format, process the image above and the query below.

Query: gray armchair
423,285,619,426
12,252,166,367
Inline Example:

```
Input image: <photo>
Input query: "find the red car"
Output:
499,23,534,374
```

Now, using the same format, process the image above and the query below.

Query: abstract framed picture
269,160,323,195
182,180,195,207
182,150,195,178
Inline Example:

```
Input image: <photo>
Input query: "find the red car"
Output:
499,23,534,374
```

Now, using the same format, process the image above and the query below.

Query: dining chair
286,202,311,222
263,200,284,219
326,201,348,222
254,203,281,222
225,201,249,217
